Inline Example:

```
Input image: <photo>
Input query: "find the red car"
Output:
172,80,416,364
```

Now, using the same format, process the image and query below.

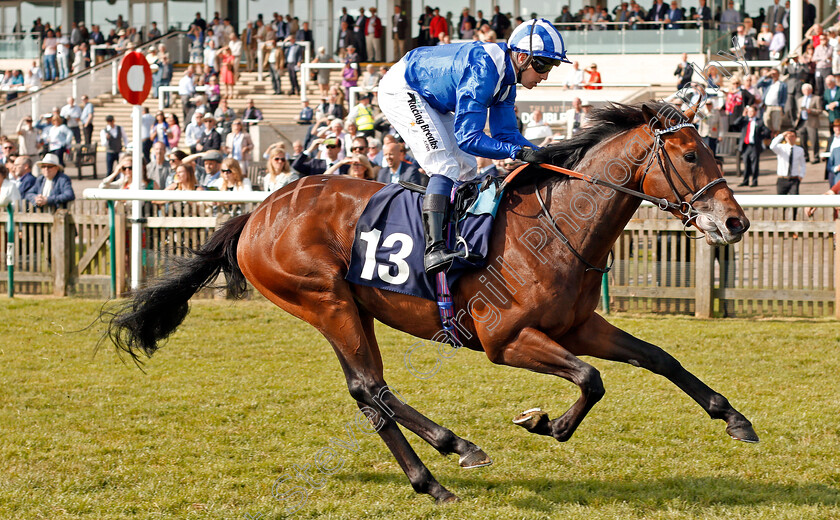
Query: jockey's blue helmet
507,18,572,69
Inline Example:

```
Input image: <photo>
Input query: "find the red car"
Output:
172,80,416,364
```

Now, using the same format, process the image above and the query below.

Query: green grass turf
1,298,839,519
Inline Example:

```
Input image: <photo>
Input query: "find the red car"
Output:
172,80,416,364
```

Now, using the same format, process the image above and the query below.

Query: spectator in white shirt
16,116,39,158
769,130,806,219
25,62,42,92
55,29,71,80
565,97,584,139
698,99,722,154
228,32,243,80
761,69,786,136
178,65,197,122
523,109,554,145
769,23,786,60
183,111,205,154
203,39,218,74
563,61,584,90
60,97,82,144
44,115,73,166
0,163,21,207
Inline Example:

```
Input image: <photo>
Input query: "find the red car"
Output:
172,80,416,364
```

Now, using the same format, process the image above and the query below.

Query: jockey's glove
516,147,542,164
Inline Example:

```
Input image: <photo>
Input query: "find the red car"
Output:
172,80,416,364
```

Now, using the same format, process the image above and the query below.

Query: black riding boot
422,193,461,274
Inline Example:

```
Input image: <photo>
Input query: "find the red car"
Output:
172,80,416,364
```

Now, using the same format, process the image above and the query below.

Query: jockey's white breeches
378,59,478,182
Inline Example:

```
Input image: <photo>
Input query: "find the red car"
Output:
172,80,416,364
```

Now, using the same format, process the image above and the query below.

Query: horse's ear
641,104,659,125
682,85,706,122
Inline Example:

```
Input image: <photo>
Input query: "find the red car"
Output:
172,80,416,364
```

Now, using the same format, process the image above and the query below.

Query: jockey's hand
516,147,542,164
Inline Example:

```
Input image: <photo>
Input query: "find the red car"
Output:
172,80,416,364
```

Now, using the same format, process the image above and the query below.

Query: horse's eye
684,152,696,163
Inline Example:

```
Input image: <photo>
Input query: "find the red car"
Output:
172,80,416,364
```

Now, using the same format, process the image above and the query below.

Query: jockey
378,18,571,274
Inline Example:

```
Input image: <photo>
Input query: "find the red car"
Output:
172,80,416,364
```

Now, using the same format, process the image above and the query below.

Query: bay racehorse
105,101,758,503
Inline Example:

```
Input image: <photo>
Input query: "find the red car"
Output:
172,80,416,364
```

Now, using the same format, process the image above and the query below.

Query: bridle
641,121,727,223
521,120,728,273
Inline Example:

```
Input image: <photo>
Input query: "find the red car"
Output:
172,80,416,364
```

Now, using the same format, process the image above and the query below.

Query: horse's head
639,101,749,245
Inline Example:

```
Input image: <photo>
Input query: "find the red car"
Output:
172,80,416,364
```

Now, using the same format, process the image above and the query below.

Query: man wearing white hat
23,153,75,209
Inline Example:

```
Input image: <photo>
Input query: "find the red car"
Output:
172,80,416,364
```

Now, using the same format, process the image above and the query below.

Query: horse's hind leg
354,401,458,503
312,287,461,502
564,313,758,443
358,313,491,469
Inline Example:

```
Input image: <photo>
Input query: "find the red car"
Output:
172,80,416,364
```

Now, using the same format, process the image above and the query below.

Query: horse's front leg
491,327,605,443
563,313,759,443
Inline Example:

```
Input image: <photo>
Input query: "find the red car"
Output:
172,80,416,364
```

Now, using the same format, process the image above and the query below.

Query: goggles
531,56,563,74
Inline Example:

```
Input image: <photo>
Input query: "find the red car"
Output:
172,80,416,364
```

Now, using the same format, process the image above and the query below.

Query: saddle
400,175,505,253
346,177,505,302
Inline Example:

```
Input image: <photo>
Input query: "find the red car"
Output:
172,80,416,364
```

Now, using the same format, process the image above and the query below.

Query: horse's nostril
726,217,745,234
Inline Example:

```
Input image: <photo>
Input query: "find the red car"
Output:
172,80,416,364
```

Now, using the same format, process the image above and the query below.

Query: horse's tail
102,212,252,364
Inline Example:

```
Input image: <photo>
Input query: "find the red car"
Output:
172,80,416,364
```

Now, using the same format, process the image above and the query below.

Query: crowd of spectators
6,0,839,216
673,5,840,200
4,0,818,103
3,0,828,109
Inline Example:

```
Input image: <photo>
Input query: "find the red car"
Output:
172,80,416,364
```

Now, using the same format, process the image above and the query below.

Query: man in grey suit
377,143,427,185
795,83,822,163
284,35,303,95
766,0,786,30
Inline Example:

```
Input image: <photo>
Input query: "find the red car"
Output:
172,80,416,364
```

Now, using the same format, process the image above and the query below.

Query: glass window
520,0,563,20
86,0,129,32
248,0,288,21
132,3,146,30
149,3,165,32
21,1,61,28
309,0,328,53
293,0,309,25
411,1,426,43
474,1,493,29
495,0,516,22
168,0,206,31
238,0,249,27
3,6,18,33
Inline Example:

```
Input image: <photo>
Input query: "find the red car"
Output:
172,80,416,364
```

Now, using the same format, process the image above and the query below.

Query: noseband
530,120,727,273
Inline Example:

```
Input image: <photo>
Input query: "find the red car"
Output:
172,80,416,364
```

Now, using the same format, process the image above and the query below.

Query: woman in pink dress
165,113,181,150
220,47,236,98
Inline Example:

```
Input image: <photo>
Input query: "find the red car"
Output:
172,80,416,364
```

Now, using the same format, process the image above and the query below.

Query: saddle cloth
346,181,504,301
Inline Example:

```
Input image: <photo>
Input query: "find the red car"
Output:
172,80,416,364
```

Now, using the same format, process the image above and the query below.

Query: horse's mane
509,101,682,189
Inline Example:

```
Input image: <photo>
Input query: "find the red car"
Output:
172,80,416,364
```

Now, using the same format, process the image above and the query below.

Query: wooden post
52,210,71,297
835,220,840,320
695,242,715,318
115,205,126,296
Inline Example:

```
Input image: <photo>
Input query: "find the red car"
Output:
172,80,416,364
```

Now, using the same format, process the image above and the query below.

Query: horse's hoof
513,407,549,432
727,422,759,443
459,448,492,469
435,492,460,504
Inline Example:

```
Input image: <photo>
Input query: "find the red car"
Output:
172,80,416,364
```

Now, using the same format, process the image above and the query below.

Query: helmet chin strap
514,20,536,84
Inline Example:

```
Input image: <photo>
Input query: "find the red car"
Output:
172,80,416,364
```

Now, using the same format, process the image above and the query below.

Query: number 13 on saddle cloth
346,179,503,300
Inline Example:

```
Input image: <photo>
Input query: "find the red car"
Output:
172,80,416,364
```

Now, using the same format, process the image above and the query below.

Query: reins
502,121,728,274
